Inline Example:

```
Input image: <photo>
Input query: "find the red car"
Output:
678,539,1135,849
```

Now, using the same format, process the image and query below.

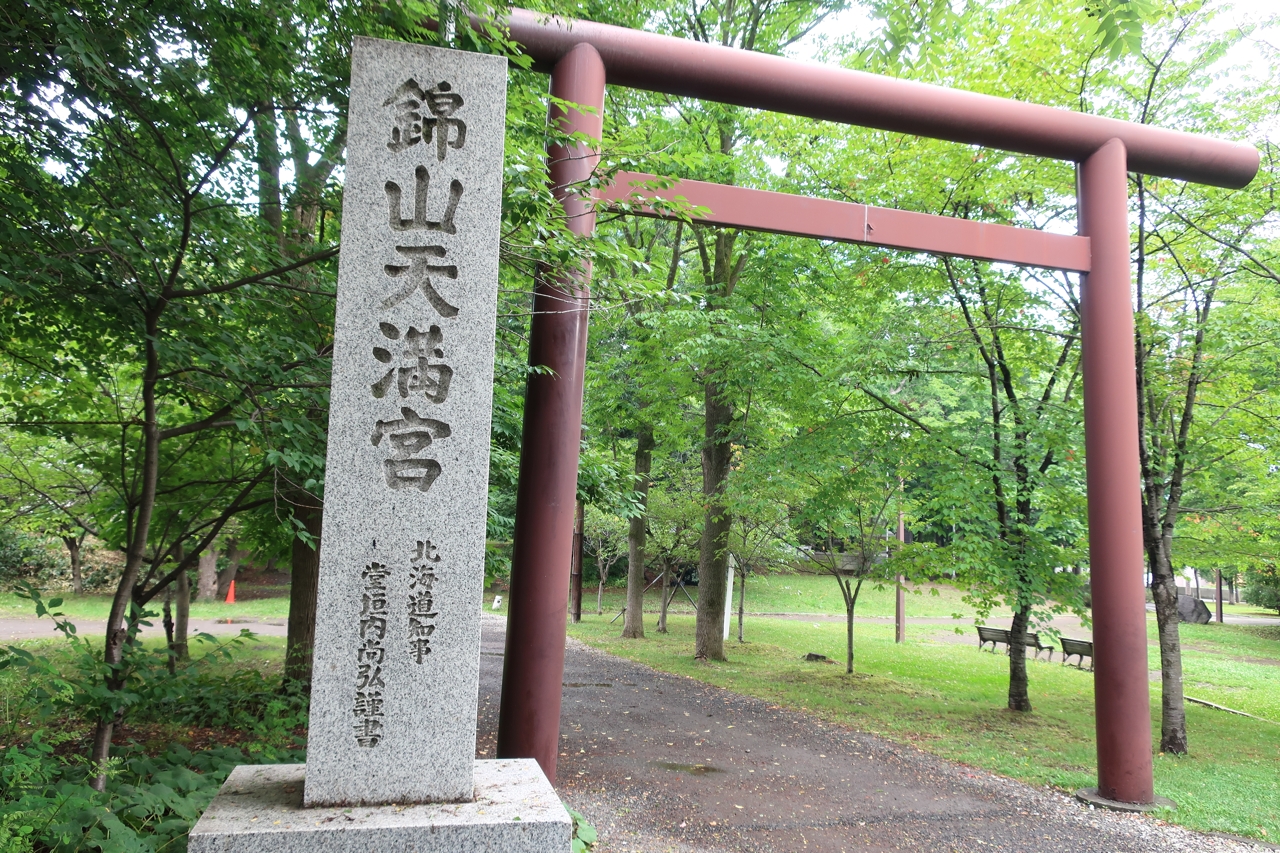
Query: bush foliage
0,739,303,853
1243,564,1280,615
0,529,68,589
0,587,308,852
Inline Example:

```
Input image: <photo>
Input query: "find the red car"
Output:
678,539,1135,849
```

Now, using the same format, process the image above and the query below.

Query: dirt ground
475,615,1268,853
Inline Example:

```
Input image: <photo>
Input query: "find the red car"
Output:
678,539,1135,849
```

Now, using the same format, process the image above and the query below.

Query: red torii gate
491,9,1259,808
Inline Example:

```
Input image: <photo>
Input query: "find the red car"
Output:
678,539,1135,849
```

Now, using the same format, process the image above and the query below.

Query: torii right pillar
1078,138,1156,807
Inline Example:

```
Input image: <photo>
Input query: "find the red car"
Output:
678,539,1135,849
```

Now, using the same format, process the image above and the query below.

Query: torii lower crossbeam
600,172,1092,273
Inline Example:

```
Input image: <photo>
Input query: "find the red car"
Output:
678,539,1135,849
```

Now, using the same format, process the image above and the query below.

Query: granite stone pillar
189,36,570,852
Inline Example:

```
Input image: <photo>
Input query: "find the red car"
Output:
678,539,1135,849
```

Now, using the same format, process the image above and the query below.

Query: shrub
566,805,598,852
1243,563,1280,615
0,810,35,853
0,528,68,589
0,736,303,853
0,586,308,851
1,585,307,748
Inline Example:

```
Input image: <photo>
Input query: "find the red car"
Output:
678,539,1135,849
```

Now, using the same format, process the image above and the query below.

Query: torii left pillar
498,43,606,784
1077,138,1160,808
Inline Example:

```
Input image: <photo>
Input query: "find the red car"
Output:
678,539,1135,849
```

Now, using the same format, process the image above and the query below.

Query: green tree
771,0,1112,711
783,422,910,673
0,431,102,593
653,0,850,663
1113,2,1280,754
0,0,366,781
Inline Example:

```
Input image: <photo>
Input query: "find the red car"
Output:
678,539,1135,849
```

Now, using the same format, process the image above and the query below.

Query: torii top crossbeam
505,7,1259,188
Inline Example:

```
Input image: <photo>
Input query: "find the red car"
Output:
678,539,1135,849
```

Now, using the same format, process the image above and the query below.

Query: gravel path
476,615,1270,853
0,617,288,642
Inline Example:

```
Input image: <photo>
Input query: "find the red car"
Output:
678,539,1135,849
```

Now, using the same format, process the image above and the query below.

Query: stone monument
1177,594,1212,624
188,37,570,852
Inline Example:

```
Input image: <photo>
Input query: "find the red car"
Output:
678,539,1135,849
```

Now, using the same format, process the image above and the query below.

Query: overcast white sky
786,0,1278,82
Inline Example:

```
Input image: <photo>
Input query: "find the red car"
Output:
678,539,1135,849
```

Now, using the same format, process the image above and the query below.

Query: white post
724,554,735,641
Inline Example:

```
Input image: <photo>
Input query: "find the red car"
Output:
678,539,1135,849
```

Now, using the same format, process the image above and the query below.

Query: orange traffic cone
225,580,236,604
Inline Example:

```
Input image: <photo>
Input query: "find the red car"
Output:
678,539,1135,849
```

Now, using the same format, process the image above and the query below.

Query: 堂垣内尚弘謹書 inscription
355,561,390,747
351,541,442,748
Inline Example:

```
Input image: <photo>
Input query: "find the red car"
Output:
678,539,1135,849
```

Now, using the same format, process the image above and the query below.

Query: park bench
976,627,1055,661
1060,637,1094,671
1026,633,1055,662
977,626,1010,653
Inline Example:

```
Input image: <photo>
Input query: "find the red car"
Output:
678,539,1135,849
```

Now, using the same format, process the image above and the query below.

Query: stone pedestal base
189,760,571,853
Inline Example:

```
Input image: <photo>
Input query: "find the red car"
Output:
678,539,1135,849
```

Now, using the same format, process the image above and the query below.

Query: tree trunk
285,499,322,689
61,534,84,594
846,586,855,675
216,539,248,601
1141,480,1189,754
1132,239,1214,756
622,426,654,639
163,588,176,676
253,103,284,243
570,499,584,623
1007,604,1033,712
1146,543,1188,754
92,320,162,791
596,555,610,616
196,548,219,601
839,571,870,671
1150,541,1188,753
657,556,670,634
695,379,733,661
174,569,190,662
89,719,115,788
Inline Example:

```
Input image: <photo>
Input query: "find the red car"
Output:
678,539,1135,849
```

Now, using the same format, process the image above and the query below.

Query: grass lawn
568,612,1280,842
18,572,1272,626
0,591,293,622
1173,623,1280,722
729,572,981,619
524,571,996,621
